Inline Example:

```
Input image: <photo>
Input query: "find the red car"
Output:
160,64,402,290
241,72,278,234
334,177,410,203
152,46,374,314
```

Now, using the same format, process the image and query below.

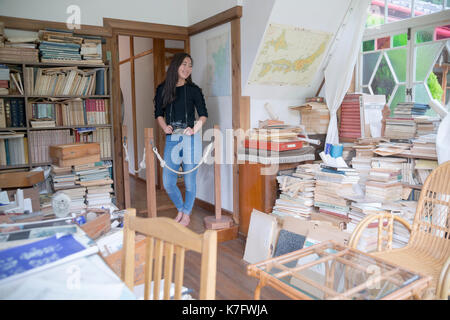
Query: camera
170,121,187,134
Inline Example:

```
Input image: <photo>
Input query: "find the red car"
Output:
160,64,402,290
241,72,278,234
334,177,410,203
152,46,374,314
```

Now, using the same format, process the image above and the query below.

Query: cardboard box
49,143,100,160
0,171,44,188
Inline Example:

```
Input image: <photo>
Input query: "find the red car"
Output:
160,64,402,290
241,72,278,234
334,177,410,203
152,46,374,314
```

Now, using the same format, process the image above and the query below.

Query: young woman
154,52,208,227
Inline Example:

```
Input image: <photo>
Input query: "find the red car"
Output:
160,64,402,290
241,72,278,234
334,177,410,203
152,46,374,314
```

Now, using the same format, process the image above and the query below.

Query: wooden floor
129,175,288,300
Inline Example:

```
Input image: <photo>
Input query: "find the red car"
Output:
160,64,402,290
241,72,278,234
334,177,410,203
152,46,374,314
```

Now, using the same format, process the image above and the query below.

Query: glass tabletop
254,241,421,300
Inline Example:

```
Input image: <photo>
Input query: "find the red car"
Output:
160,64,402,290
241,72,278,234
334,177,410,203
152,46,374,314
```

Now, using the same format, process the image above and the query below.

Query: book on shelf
29,129,73,164
0,132,27,166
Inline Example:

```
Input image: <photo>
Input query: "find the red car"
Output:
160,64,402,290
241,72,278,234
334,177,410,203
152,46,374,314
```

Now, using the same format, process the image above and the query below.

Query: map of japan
249,23,332,86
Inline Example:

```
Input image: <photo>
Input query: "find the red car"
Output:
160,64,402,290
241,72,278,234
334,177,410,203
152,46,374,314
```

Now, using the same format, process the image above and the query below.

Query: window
359,14,450,115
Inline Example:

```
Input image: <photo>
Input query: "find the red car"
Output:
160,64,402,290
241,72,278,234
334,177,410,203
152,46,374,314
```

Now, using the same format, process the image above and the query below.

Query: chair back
121,208,217,299
410,160,450,263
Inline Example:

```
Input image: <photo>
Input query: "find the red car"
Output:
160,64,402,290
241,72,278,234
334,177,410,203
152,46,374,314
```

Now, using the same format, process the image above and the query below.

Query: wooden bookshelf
0,61,115,180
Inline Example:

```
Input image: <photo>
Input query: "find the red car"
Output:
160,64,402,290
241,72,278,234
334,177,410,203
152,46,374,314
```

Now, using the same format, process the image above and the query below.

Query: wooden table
247,240,432,300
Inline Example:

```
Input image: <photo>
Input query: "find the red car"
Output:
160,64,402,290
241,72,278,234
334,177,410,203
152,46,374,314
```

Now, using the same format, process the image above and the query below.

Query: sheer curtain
324,0,371,147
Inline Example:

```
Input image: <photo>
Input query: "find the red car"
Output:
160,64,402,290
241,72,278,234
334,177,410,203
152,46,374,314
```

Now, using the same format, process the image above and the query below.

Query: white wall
241,0,351,127
186,0,242,25
0,0,189,26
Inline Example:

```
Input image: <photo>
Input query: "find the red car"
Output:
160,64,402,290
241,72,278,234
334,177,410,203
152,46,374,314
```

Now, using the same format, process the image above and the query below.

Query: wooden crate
53,154,101,167
49,143,100,160
0,171,44,188
79,212,111,240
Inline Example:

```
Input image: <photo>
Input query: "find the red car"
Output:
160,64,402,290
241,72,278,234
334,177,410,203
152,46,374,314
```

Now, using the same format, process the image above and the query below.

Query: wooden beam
0,15,111,37
188,6,243,36
129,37,139,174
145,128,157,218
231,18,242,226
153,39,166,190
119,48,153,65
104,18,188,37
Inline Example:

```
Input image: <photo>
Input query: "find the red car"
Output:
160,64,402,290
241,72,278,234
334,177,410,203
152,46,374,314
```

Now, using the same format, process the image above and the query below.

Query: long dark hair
161,52,193,108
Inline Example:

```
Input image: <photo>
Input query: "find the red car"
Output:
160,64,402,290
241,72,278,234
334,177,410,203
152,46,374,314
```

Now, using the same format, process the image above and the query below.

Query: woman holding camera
154,52,208,227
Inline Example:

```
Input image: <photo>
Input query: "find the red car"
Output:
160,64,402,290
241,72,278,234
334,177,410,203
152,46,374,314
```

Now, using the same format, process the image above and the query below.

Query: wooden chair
121,208,218,299
349,160,450,300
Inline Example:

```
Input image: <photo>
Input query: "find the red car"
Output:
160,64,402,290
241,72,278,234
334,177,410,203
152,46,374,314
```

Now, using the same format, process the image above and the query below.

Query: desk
247,240,432,300
238,150,315,236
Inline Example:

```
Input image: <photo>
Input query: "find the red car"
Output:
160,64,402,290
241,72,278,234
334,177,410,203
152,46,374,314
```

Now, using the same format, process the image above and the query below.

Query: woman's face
178,57,193,82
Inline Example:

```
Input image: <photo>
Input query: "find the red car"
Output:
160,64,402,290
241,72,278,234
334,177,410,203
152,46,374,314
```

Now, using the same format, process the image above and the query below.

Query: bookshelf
0,61,114,175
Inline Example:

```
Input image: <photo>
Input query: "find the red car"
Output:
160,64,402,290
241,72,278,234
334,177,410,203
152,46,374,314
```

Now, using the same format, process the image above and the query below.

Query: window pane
377,36,391,50
387,48,407,82
414,83,436,115
363,40,375,52
414,0,443,17
389,84,406,115
435,25,450,41
371,55,396,101
387,0,412,23
393,33,408,47
416,28,434,43
415,42,443,81
363,52,381,85
367,1,385,27
363,87,371,94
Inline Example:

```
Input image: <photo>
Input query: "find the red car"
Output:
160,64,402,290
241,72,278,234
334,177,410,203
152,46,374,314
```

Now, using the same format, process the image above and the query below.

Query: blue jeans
162,133,202,216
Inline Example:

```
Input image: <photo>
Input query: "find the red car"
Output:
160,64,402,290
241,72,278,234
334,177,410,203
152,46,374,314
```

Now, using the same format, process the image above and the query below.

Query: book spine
0,99,5,128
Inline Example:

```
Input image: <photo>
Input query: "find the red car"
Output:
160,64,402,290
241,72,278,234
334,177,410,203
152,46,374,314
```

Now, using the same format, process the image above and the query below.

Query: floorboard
129,175,288,300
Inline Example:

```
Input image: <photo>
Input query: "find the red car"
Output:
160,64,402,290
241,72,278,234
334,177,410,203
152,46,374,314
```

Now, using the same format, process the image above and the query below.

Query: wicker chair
349,160,450,300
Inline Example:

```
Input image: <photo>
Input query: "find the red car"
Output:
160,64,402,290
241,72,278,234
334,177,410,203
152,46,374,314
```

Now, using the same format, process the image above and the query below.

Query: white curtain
324,0,371,146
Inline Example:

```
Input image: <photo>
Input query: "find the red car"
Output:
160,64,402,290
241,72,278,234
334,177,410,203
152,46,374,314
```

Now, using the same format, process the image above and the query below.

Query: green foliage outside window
427,72,444,100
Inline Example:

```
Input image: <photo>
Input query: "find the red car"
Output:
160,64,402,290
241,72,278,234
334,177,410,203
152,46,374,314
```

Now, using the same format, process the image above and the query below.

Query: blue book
17,99,25,127
0,234,89,281
10,99,18,127
4,139,9,165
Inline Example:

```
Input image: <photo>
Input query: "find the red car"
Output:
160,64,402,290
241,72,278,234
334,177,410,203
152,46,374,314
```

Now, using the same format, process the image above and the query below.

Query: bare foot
180,214,190,227
174,211,183,223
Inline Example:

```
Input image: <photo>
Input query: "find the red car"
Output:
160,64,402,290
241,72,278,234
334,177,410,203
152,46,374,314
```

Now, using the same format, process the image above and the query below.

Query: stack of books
338,93,362,139
409,134,437,158
273,172,316,220
384,118,416,140
80,37,103,64
57,187,87,214
73,161,114,207
313,165,360,226
415,116,440,136
289,101,330,134
38,30,82,63
0,47,39,63
51,164,77,190
365,179,403,202
366,156,404,202
85,185,114,208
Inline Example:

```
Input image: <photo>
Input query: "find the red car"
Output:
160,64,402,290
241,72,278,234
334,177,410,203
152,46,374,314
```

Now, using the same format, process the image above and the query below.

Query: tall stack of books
74,161,114,207
313,164,359,227
351,139,379,180
365,158,403,202
339,93,362,139
273,171,316,220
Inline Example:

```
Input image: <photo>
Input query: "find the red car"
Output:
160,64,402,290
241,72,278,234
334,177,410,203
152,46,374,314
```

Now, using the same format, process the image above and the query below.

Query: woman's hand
164,125,173,134
183,127,194,136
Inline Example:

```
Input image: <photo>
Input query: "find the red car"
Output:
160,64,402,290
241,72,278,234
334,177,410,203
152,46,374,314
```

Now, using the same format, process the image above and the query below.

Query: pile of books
313,165,360,227
0,64,9,95
0,46,39,63
38,30,82,63
51,164,77,190
384,118,416,140
57,187,87,214
409,134,437,158
273,171,316,220
393,102,430,118
365,160,403,202
73,161,114,207
338,93,362,139
289,100,330,134
415,116,440,136
80,37,103,64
